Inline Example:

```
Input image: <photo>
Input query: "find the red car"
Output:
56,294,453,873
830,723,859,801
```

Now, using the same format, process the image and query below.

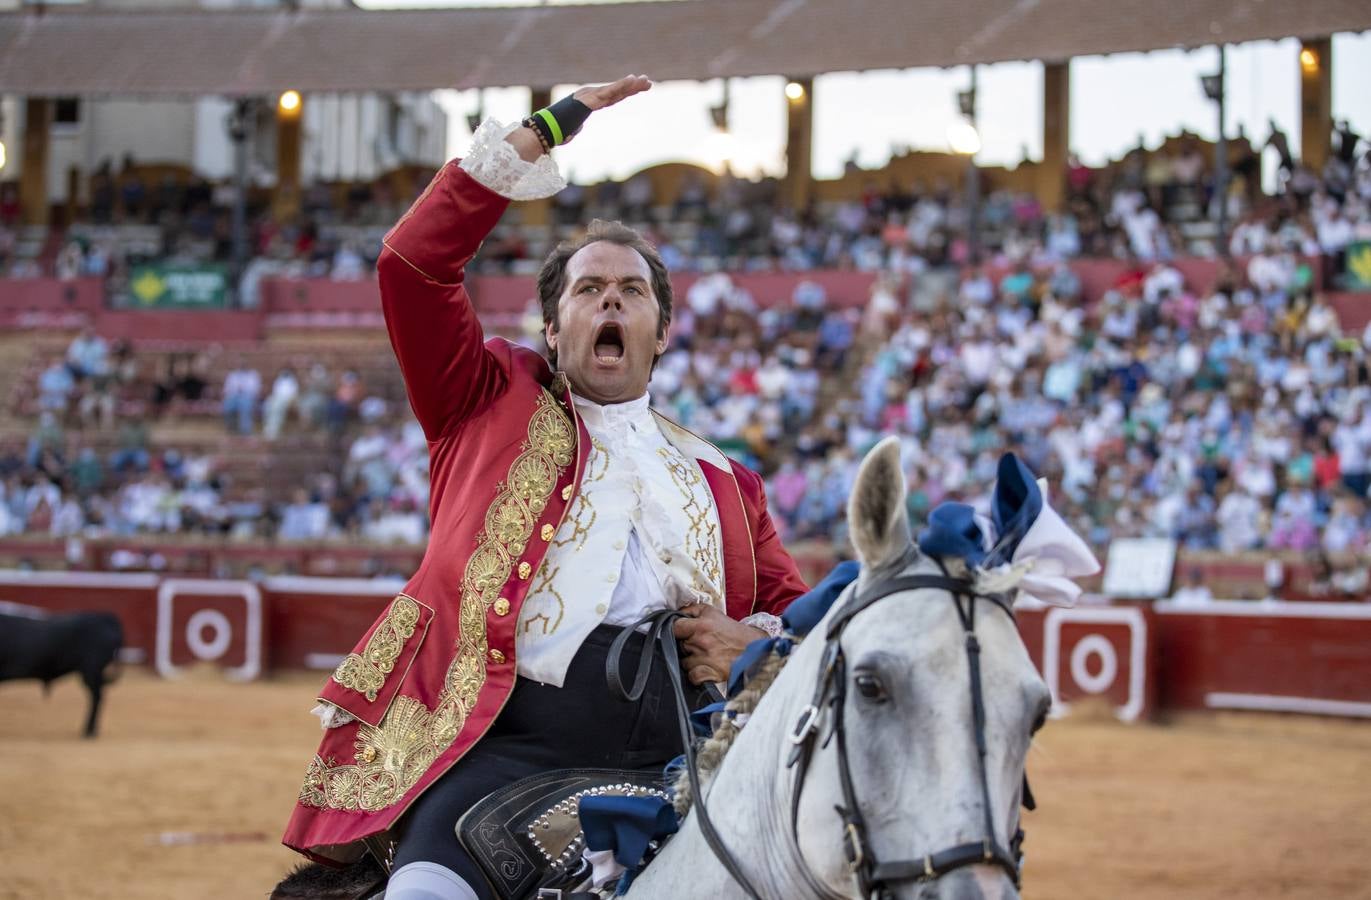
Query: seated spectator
1169,568,1214,605
297,363,332,430
151,355,184,418
26,411,66,470
37,358,77,415
327,369,364,437
66,328,110,382
70,446,105,498
221,358,262,435
77,371,117,431
180,352,211,404
262,366,300,441
278,487,331,542
332,242,366,281
110,419,151,474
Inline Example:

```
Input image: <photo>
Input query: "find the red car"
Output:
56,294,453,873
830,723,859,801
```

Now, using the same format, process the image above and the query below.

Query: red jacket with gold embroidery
282,160,808,864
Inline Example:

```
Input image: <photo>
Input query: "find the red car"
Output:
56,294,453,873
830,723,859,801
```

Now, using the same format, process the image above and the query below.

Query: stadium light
947,118,981,156
0,139,6,174
1299,47,1318,72
278,90,302,114
784,81,806,102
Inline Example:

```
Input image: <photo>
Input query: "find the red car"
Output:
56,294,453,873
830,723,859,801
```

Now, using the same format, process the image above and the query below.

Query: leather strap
868,838,1020,883
605,609,763,900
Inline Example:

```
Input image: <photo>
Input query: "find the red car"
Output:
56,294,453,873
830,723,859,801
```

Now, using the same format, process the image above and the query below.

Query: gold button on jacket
540,524,555,541
493,598,511,616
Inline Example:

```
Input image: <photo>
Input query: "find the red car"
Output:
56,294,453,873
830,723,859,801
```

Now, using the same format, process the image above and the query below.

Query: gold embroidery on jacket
330,595,422,702
522,436,607,637
519,563,565,637
550,437,607,552
658,446,723,597
298,390,574,812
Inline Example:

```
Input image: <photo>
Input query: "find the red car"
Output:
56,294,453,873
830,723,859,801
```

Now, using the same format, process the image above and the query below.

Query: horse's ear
848,436,912,568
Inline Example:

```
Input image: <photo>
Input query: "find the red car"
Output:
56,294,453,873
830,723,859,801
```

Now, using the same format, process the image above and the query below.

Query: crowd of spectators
0,127,1368,585
5,123,1369,300
728,252,1371,568
0,164,392,300
1,325,433,549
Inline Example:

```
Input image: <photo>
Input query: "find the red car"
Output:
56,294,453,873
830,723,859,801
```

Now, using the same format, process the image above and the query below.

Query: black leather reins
606,609,764,899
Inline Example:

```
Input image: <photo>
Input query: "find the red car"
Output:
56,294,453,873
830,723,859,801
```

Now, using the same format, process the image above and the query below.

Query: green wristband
535,109,564,147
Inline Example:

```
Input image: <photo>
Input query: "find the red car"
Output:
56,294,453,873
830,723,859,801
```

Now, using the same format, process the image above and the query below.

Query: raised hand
572,74,653,112
508,75,652,162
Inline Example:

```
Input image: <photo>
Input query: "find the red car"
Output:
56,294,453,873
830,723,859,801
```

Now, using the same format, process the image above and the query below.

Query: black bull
0,611,124,737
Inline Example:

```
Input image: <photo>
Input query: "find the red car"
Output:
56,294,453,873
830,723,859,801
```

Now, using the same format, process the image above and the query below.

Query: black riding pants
390,624,704,899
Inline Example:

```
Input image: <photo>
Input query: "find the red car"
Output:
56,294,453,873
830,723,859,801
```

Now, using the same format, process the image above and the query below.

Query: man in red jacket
282,76,808,899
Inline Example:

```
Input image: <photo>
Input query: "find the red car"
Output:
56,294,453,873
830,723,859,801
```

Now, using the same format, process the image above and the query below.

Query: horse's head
794,437,1048,900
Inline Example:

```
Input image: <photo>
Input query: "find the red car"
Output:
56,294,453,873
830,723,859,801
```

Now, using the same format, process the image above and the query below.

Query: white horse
624,437,1052,900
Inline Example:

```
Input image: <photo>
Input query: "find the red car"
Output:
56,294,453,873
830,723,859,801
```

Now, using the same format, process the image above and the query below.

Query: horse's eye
854,673,887,703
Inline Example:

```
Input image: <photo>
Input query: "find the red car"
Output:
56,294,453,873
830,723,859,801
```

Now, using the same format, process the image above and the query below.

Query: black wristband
545,95,592,145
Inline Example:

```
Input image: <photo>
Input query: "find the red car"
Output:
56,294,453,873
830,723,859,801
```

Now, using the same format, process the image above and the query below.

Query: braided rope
673,649,790,817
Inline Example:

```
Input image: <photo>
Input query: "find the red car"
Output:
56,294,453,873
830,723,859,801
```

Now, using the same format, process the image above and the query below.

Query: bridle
784,566,1033,899
606,564,1035,900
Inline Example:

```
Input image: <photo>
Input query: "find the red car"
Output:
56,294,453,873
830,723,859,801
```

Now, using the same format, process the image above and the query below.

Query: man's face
546,241,668,405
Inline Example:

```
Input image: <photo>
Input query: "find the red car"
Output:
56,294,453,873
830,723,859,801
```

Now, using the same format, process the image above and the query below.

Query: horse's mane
672,647,789,817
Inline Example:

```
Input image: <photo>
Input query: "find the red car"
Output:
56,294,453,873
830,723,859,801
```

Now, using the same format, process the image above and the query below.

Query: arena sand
1,669,1368,899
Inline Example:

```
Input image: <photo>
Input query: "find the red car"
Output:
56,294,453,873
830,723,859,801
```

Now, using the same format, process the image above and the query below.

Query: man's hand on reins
508,74,653,162
674,603,767,685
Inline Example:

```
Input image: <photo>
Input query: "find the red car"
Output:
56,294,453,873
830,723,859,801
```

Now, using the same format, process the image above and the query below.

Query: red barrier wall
0,277,104,314
3,261,1363,339
95,309,266,342
4,571,1369,722
1150,600,1371,716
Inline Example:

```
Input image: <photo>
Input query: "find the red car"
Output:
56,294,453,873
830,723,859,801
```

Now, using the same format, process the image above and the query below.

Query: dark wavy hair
535,219,673,368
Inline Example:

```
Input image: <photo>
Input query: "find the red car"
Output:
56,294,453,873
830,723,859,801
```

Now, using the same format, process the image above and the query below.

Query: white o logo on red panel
155,580,263,681
1042,606,1150,722
1069,633,1118,694
185,609,233,661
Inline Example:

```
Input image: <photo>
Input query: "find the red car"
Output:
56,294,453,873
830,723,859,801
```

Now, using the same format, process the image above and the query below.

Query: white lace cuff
741,612,784,638
458,118,567,201
311,701,356,730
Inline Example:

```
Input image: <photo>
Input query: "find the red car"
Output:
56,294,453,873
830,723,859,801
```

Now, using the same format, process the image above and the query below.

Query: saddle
455,767,669,900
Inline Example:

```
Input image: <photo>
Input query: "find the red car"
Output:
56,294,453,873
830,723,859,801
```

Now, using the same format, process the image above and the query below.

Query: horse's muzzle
909,867,1019,900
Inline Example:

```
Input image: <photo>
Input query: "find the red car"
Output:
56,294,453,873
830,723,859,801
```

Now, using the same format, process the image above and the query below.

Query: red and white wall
3,570,1370,721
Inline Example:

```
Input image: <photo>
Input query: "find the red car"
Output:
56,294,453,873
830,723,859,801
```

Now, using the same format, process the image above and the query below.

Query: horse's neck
625,632,829,899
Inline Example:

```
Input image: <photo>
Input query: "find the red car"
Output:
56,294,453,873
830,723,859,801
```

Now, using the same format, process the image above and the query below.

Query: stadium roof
1,0,1368,97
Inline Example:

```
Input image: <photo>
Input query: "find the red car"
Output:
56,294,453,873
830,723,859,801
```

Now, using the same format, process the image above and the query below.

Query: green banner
128,263,229,309
1347,241,1371,292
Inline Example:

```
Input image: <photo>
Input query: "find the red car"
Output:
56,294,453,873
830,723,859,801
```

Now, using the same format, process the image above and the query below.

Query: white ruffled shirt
517,394,730,686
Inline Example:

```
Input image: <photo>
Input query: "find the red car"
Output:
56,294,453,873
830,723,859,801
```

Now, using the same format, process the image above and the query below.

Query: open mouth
593,322,625,364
